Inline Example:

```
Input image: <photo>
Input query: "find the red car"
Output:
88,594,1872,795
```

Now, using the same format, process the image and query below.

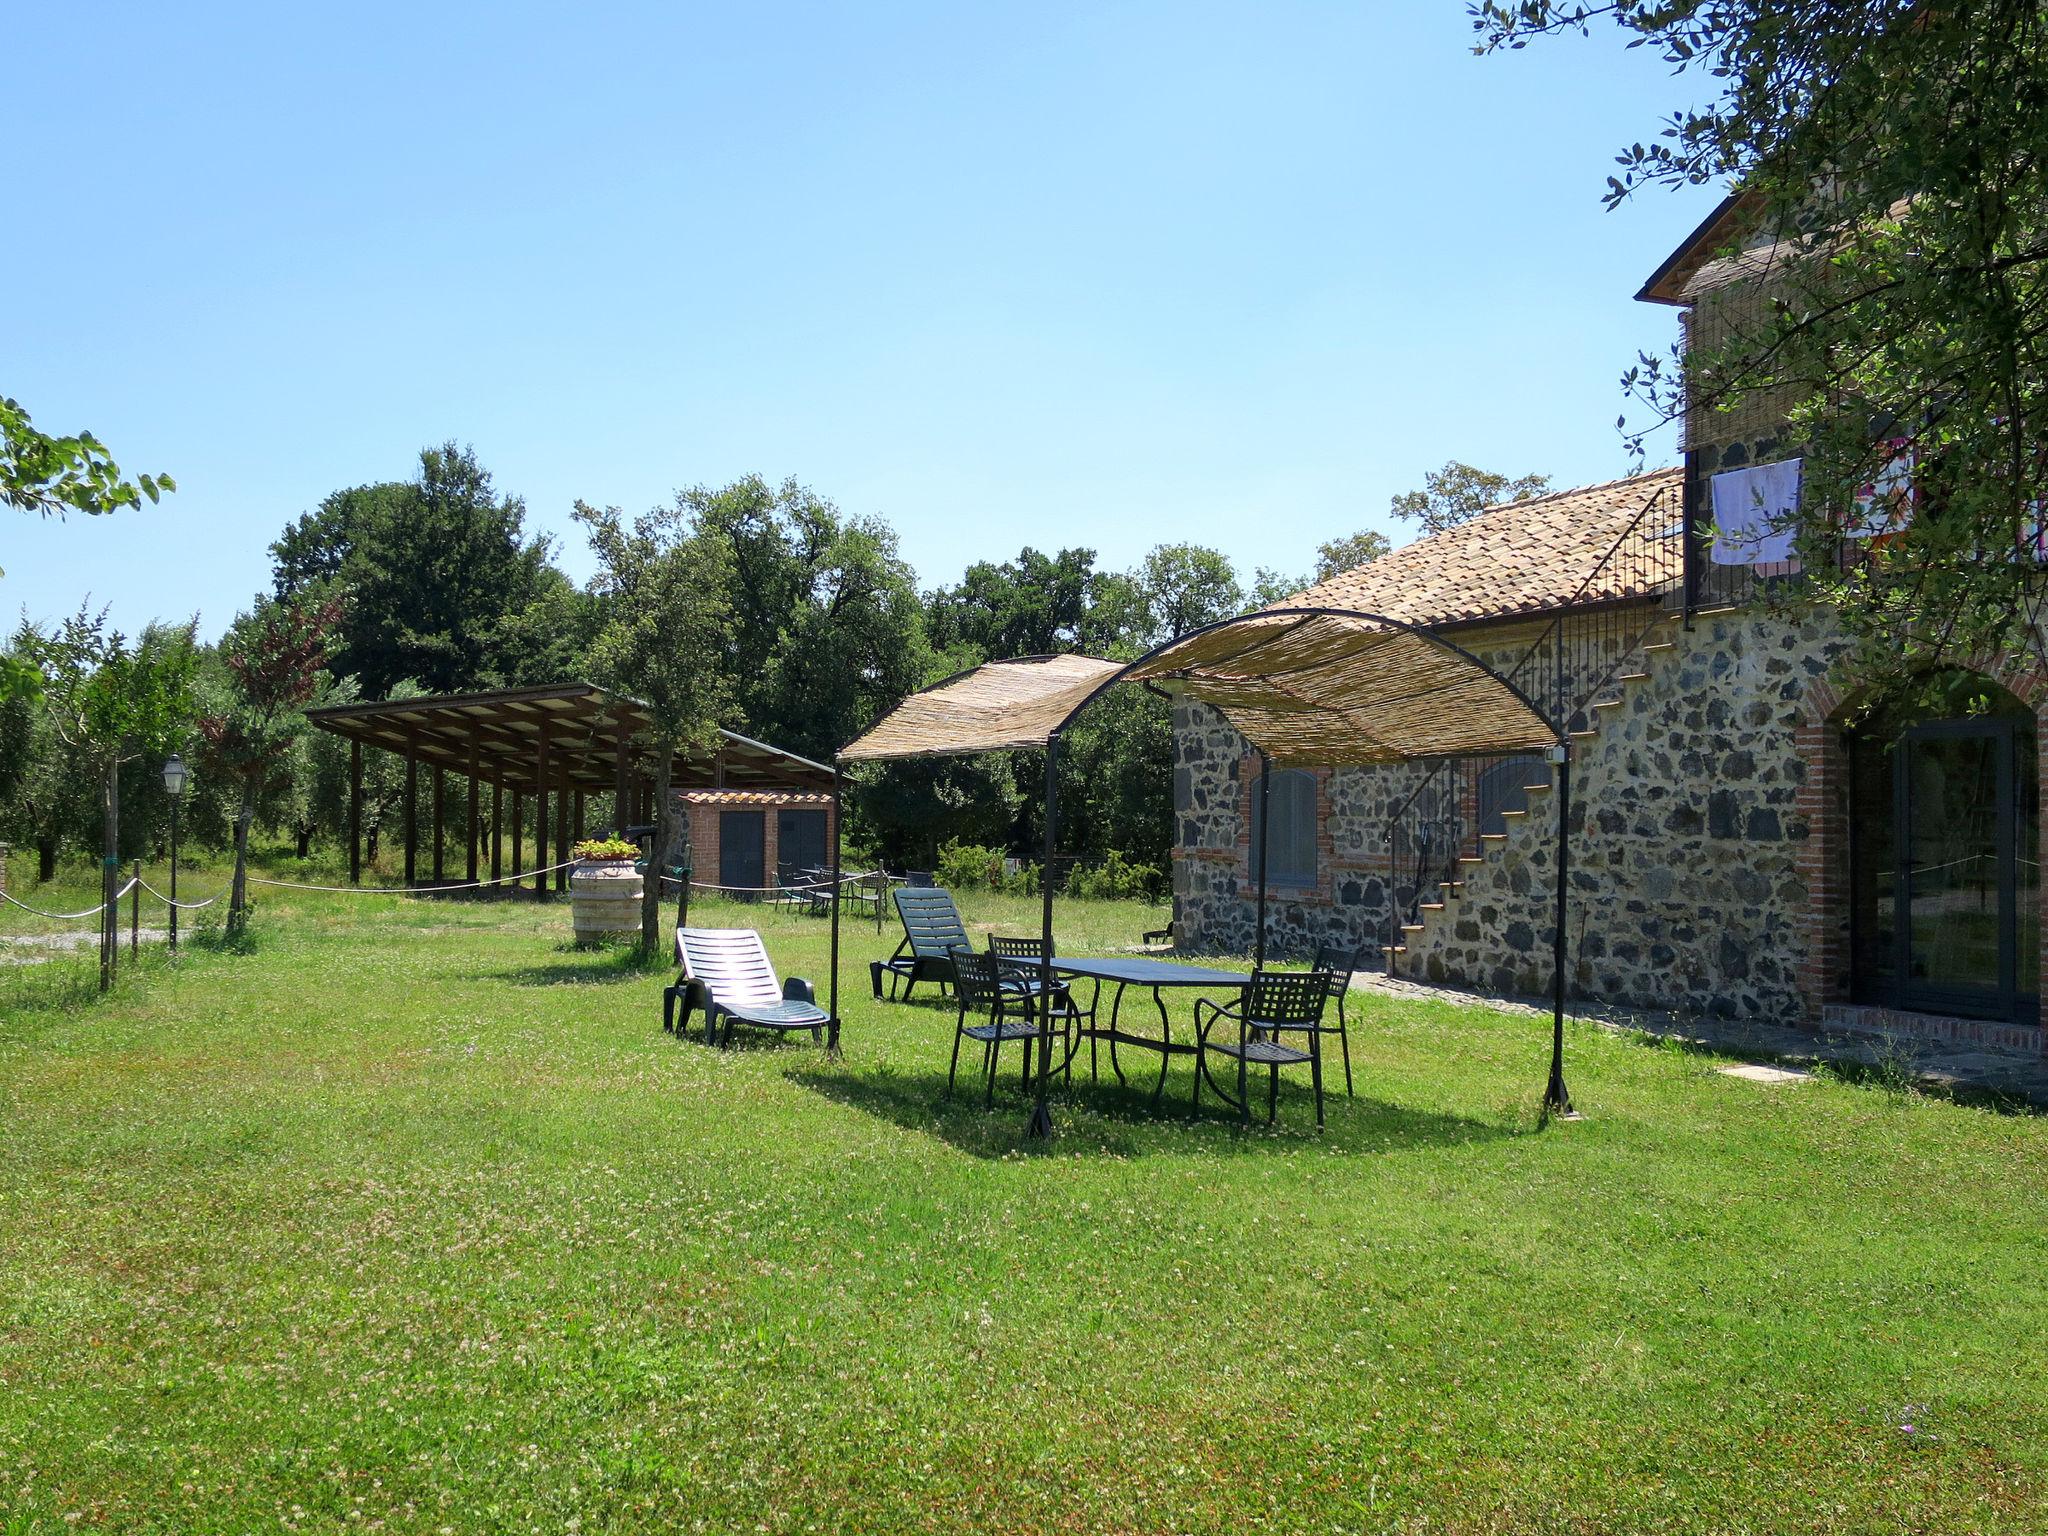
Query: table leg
1106,983,1130,1086
1150,986,1172,1106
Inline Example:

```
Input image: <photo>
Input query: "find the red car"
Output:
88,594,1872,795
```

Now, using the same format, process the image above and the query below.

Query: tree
197,597,344,936
682,476,929,761
1389,461,1550,535
1134,543,1243,647
269,445,564,695
1,395,175,699
18,609,197,980
1311,529,1394,583
1250,567,1310,606
1,395,174,522
1472,0,2048,673
574,499,736,954
925,547,1110,659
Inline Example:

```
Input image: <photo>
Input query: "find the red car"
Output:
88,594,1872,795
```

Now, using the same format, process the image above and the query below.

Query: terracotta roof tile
680,790,835,806
1275,467,1683,630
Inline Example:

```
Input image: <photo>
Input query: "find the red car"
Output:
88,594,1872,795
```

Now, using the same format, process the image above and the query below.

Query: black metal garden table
1051,956,1251,1107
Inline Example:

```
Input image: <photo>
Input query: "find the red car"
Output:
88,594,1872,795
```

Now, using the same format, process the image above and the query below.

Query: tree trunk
36,836,56,882
639,754,674,956
295,827,313,859
228,782,255,937
366,822,380,863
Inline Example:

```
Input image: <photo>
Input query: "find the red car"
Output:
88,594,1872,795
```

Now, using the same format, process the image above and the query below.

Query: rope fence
136,879,221,911
0,857,593,923
246,857,584,896
657,871,889,895
0,877,142,921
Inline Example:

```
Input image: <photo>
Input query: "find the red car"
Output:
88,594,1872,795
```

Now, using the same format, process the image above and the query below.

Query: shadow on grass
787,1063,1515,1160
489,947,670,987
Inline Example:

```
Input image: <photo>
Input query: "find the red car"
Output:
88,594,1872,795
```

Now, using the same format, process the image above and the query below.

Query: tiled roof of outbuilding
1275,466,1683,631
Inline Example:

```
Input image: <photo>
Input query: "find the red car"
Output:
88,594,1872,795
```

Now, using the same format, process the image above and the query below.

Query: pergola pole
1545,743,1575,1117
1028,733,1060,1140
1254,748,1272,971
512,789,524,878
467,743,480,884
348,739,363,886
613,710,632,837
432,768,445,884
403,729,418,891
828,763,843,1040
555,763,570,893
490,776,503,886
534,722,550,900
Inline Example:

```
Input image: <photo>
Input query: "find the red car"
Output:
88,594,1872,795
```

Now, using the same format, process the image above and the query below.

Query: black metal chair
986,934,1086,1078
872,886,972,1001
948,948,1061,1107
1194,969,1337,1126
1308,940,1363,1097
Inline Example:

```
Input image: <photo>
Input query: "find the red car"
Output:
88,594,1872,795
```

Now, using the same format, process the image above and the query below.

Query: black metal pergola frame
831,607,1577,1138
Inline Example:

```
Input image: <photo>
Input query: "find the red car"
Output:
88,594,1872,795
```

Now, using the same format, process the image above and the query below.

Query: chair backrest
1243,968,1335,1030
988,933,1050,964
676,927,783,1011
950,947,1010,1015
905,870,935,888
893,886,970,959
1310,941,1363,991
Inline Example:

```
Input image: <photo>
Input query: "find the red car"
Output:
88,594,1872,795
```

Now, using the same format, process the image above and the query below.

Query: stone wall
1173,606,1871,1024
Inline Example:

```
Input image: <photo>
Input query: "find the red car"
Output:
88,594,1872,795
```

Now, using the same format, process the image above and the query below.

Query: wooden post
573,789,586,843
432,768,445,884
403,730,419,890
466,743,481,884
131,858,141,957
349,739,363,885
490,775,502,886
512,789,524,879
613,709,632,836
555,764,570,893
534,721,550,899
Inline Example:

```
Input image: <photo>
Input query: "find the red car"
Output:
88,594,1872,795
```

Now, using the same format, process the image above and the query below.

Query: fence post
131,859,141,957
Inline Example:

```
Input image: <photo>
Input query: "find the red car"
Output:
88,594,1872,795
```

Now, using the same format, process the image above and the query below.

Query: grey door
720,810,765,895
777,808,827,880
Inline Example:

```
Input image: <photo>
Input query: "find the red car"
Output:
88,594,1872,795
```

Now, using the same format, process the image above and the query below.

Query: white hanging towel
1709,457,1803,566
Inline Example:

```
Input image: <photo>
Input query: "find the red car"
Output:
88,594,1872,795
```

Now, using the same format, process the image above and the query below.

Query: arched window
1249,768,1318,887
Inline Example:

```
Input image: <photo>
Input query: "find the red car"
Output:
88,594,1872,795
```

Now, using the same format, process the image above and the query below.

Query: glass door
1899,722,2010,1013
1851,707,2038,1022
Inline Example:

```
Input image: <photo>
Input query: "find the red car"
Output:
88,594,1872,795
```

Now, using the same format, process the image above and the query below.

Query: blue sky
7,2,1713,641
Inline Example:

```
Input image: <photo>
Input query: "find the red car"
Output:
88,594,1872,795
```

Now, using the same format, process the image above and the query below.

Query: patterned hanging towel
1709,457,1803,566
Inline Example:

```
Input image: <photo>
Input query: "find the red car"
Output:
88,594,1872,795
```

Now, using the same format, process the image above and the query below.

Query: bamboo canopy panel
307,681,833,793
838,654,1127,762
1122,611,1558,765
838,613,1557,768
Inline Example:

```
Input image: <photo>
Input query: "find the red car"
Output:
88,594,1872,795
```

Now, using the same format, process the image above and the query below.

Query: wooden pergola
306,682,833,894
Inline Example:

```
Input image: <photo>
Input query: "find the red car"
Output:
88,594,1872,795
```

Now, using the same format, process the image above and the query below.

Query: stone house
1172,201,2047,1055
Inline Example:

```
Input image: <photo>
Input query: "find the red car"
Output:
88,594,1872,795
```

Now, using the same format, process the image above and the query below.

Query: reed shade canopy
836,607,1577,1136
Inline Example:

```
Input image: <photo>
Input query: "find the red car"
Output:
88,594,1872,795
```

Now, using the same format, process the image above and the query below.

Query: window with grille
1248,768,1318,887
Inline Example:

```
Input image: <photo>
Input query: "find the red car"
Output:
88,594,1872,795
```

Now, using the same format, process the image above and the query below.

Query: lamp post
162,753,189,954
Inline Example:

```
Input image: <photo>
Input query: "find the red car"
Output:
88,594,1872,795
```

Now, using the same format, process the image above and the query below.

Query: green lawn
3,861,2047,1533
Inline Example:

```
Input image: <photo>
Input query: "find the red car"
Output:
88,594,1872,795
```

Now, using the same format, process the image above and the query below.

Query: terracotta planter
570,857,644,945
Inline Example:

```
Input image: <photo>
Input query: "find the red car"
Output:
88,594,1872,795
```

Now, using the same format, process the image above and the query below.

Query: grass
3,859,2048,1533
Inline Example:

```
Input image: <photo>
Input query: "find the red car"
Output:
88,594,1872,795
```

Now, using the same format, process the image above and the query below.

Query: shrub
1065,849,1163,903
935,839,1004,890
934,840,1042,895
573,837,638,861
